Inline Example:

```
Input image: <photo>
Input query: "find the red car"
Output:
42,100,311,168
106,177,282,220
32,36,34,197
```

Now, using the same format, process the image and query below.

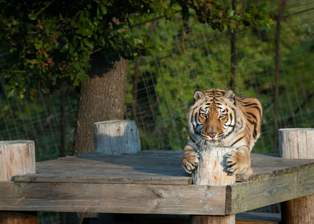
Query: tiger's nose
208,132,216,138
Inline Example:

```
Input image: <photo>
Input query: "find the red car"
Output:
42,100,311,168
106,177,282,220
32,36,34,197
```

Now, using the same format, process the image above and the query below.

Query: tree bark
74,58,128,153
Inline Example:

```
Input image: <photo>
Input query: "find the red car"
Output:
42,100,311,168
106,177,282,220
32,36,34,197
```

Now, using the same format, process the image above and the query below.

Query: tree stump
94,120,141,155
192,145,236,224
0,140,37,224
279,128,314,224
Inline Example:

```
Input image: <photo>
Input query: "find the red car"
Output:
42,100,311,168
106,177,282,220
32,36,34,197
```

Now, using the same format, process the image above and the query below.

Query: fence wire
0,7,313,161
0,2,313,224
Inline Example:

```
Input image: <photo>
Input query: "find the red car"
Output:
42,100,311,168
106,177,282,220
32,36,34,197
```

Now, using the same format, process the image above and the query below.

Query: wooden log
192,145,236,224
94,120,141,155
279,128,314,224
0,140,37,224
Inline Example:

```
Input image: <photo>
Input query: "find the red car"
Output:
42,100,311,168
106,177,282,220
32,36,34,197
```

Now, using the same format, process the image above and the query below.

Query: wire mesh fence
0,87,78,160
0,2,312,224
0,6,313,162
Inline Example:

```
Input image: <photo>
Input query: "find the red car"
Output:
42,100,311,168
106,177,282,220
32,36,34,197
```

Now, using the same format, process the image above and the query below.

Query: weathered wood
192,146,236,224
279,128,314,224
0,182,226,215
1,151,314,215
13,152,314,185
0,141,36,181
0,141,37,224
230,161,314,213
94,120,141,155
279,128,314,159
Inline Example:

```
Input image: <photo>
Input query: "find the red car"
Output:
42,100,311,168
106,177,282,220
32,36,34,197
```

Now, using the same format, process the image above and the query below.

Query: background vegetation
0,0,313,160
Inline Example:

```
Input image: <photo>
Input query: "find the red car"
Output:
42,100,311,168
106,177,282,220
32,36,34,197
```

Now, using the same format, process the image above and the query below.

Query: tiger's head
188,89,240,144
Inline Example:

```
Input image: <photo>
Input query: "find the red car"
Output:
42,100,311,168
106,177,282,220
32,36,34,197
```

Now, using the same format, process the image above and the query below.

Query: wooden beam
1,151,314,215
230,162,314,214
0,182,226,215
0,141,37,224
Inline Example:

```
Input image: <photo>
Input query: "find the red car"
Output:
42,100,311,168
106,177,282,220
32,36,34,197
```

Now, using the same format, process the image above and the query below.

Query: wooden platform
1,151,314,215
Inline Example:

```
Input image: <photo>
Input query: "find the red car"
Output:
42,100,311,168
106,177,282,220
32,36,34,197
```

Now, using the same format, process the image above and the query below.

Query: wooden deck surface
1,151,314,215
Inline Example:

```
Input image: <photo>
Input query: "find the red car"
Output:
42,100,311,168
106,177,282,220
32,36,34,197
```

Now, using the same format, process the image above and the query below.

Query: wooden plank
0,140,37,224
0,182,226,215
3,151,314,215
12,152,314,185
12,174,191,185
229,162,314,214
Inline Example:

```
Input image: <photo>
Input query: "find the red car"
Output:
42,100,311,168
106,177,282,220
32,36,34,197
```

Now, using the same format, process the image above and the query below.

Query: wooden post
0,140,37,224
279,128,314,224
192,145,236,224
94,120,141,155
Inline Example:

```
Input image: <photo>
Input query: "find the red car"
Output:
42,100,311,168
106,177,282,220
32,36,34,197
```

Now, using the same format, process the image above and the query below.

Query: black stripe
247,106,262,115
241,103,259,107
247,112,258,121
231,136,244,146
247,118,255,124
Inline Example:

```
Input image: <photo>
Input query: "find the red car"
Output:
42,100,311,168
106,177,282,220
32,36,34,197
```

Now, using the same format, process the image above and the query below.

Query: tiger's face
189,89,237,144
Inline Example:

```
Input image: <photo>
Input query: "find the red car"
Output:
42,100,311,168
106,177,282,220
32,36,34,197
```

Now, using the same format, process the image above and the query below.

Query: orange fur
182,89,263,180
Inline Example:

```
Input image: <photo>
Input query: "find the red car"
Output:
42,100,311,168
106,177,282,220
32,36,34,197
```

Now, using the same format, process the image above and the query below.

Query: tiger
181,88,263,180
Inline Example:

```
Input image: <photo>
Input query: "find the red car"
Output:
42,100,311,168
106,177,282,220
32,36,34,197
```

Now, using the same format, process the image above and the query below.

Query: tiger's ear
193,91,204,101
225,90,236,104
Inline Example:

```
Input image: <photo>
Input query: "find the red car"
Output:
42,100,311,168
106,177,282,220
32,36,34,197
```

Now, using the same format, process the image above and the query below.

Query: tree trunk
74,58,128,153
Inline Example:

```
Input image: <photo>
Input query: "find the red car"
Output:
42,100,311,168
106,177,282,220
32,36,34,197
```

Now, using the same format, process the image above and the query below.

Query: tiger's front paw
182,145,199,174
225,147,252,181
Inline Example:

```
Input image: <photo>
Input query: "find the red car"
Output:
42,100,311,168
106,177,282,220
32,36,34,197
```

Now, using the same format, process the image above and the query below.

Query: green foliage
128,13,314,152
185,0,274,31
1,0,313,156
0,0,173,97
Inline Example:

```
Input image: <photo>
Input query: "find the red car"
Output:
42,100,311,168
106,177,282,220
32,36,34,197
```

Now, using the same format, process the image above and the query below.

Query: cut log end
94,120,141,155
192,145,236,186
